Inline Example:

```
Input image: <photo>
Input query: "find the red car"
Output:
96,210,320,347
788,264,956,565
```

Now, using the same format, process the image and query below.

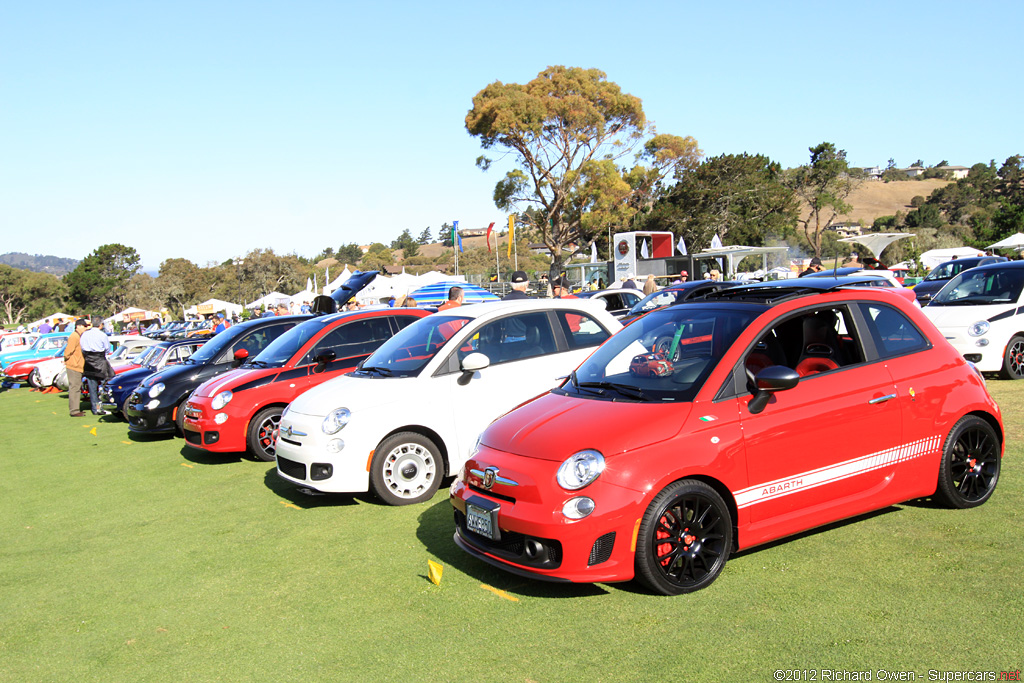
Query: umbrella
408,280,500,306
988,232,1024,250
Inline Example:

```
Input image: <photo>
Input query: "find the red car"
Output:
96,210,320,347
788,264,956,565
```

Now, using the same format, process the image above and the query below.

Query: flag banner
507,215,515,258
486,222,494,253
590,241,597,262
677,236,687,255
711,233,723,249
457,231,464,252
324,267,329,292
640,239,650,259
306,277,312,292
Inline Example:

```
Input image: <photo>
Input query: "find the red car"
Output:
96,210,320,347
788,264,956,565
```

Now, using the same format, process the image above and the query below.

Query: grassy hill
824,178,950,227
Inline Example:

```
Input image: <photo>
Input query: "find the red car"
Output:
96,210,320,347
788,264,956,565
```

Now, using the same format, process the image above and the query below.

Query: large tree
466,66,700,277
0,265,67,324
63,243,141,314
155,258,206,316
787,143,857,258
644,153,799,249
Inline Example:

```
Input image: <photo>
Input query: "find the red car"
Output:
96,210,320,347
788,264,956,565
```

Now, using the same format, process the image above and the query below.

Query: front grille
277,456,306,480
588,532,616,566
454,510,561,568
183,403,202,419
468,483,516,503
183,430,201,445
279,437,301,447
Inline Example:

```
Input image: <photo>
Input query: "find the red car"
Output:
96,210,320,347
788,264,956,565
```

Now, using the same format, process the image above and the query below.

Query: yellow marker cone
428,560,443,586
89,427,97,436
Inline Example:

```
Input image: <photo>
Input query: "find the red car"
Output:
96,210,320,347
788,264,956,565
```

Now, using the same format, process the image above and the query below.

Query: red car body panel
183,308,431,453
3,351,62,381
451,287,1003,586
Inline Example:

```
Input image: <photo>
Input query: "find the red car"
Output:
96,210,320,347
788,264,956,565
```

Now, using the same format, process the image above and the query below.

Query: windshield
137,345,166,367
929,268,1024,305
925,261,975,281
629,289,686,316
356,315,470,378
250,317,331,367
560,306,759,402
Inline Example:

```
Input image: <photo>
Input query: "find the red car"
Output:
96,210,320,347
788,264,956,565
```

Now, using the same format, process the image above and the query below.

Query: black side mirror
313,350,336,373
747,365,800,414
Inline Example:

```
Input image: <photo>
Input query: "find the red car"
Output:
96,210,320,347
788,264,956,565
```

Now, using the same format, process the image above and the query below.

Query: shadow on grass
731,505,901,559
414,496,609,599
179,444,247,464
262,467,360,509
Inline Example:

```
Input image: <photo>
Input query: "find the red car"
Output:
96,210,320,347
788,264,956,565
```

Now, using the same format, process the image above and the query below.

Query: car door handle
868,393,897,404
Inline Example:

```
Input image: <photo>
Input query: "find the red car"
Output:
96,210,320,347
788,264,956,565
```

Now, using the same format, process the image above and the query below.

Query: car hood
480,391,690,462
193,367,273,398
287,372,405,418
923,303,1018,327
140,361,218,390
109,366,157,390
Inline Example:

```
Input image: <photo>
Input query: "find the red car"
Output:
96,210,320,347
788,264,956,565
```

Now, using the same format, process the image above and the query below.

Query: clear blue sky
2,0,1021,271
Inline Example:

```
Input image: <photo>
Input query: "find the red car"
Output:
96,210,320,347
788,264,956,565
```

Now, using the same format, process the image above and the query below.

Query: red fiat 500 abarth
451,278,1004,595
183,308,430,460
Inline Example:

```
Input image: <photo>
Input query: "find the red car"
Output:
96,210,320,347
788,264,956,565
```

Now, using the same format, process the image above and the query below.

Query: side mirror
233,348,249,364
458,352,490,385
747,365,800,414
313,350,336,373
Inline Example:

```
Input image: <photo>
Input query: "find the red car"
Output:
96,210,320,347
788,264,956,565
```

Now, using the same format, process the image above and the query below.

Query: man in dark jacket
80,316,112,416
502,271,532,300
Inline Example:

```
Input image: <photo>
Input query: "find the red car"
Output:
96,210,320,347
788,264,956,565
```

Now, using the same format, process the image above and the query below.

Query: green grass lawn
1,383,1021,682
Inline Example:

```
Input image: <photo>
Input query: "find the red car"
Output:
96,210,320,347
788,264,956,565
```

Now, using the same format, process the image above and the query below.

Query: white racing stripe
735,435,941,509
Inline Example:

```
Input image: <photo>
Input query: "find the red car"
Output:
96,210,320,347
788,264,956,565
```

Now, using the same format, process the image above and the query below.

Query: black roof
701,276,894,304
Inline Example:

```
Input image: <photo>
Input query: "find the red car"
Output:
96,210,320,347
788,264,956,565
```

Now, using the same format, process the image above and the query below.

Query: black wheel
369,432,443,505
635,479,732,595
174,400,186,436
1000,335,1024,379
247,406,283,462
935,415,1001,508
27,367,42,388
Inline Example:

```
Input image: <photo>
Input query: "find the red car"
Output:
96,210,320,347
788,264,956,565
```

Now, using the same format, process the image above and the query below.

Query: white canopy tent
288,290,318,308
918,247,986,270
245,292,291,310
988,233,1024,251
185,299,243,318
839,233,914,259
324,266,353,294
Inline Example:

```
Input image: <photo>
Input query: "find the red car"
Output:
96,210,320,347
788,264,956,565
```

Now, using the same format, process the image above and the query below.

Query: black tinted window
860,304,930,358
301,318,395,365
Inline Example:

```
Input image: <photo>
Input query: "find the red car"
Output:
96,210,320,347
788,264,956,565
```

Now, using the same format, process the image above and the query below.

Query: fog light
976,339,990,347
146,399,160,410
562,496,596,520
524,539,544,559
326,439,345,453
311,463,333,481
214,412,228,424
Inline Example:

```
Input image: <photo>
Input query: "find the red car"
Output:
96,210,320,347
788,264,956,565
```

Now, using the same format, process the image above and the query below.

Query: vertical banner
507,215,515,258
486,222,494,253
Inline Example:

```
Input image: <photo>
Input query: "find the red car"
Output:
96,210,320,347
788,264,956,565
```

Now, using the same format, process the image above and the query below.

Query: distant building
827,221,863,238
938,165,970,180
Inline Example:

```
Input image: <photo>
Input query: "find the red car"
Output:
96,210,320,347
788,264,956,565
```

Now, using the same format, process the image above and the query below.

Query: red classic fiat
450,278,1004,595
183,308,430,460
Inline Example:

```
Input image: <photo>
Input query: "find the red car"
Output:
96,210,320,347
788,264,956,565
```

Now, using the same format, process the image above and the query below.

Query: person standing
63,318,89,417
213,312,231,334
550,277,577,299
799,257,824,277
437,286,464,311
80,316,112,416
502,271,532,300
642,274,658,296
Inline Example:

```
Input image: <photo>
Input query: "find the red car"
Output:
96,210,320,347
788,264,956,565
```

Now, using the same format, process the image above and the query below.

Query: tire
27,367,42,389
247,406,283,462
174,400,187,436
635,479,733,595
369,432,443,506
1000,335,1024,379
935,415,1001,508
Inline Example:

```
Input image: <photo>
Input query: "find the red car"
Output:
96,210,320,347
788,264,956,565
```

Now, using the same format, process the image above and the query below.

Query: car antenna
832,247,840,277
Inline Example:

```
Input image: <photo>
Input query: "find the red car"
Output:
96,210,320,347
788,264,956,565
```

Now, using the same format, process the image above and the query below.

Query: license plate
466,498,500,541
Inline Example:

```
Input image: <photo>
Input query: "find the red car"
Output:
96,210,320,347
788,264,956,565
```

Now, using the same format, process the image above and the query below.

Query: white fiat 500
923,260,1024,378
274,298,622,505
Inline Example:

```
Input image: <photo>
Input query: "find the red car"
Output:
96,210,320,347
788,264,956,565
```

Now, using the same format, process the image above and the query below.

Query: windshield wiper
359,365,393,377
577,381,647,400
933,299,991,306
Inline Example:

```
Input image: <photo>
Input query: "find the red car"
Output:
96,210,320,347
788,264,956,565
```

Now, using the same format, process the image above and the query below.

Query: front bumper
272,410,375,494
449,451,646,585
181,400,246,452
940,330,1004,372
124,390,177,434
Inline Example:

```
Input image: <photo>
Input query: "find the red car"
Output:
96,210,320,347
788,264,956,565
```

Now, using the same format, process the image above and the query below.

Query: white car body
274,299,622,504
922,261,1024,376
0,332,39,352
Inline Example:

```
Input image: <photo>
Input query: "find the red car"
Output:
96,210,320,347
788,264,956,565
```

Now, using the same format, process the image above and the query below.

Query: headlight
322,407,351,435
148,383,165,398
211,390,233,410
968,321,990,337
562,496,596,520
556,449,605,490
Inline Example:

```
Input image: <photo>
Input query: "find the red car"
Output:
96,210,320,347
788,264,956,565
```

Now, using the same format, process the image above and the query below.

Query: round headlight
148,383,165,398
562,496,596,520
968,321,990,337
211,390,233,410
556,449,605,490
322,407,351,435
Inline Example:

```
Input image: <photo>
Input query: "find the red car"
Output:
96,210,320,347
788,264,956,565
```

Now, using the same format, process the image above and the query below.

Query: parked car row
14,271,1007,597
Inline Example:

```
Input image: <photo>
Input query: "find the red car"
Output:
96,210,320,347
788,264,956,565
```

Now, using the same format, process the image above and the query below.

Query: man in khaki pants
63,318,89,417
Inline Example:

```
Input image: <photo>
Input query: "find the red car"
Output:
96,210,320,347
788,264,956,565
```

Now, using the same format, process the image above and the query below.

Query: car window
858,304,930,358
930,267,1024,305
218,324,295,363
301,318,396,365
555,310,612,350
359,315,471,377
744,306,865,379
456,312,557,366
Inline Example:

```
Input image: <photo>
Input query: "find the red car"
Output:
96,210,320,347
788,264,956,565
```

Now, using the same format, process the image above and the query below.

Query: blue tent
408,280,500,306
